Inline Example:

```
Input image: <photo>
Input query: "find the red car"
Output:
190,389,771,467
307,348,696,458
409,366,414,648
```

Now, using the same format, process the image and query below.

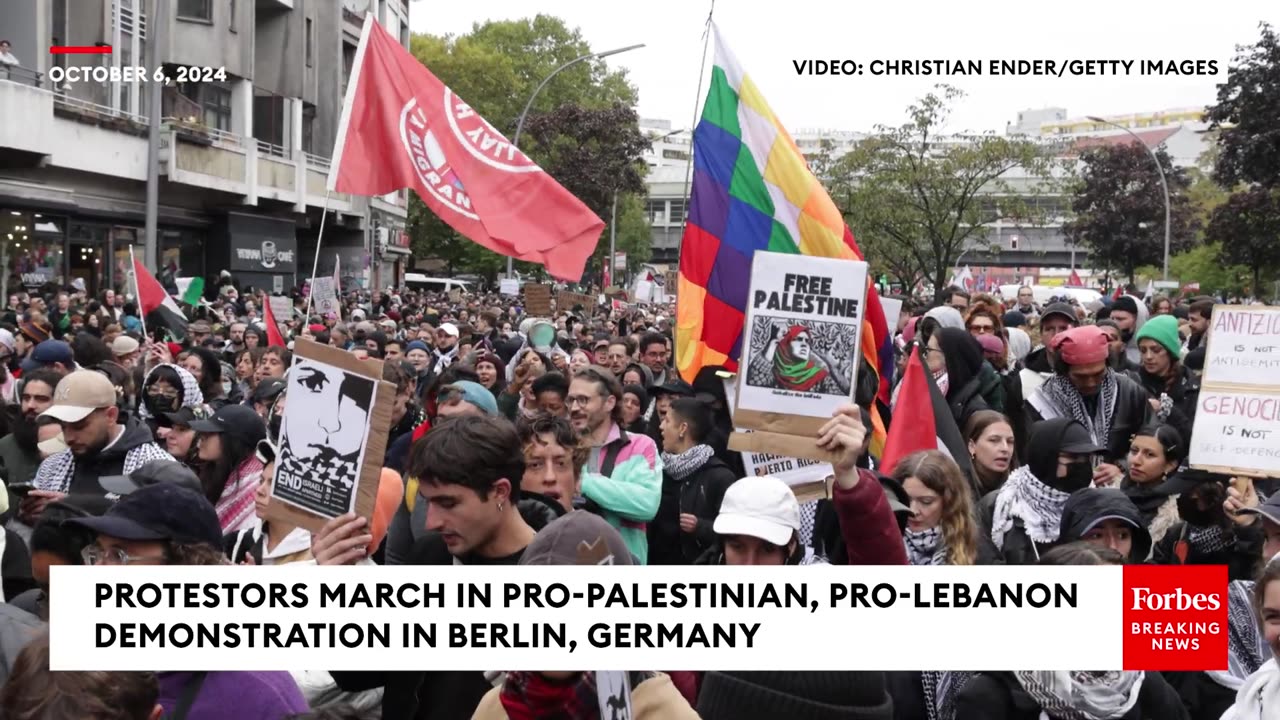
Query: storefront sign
227,214,299,274
21,268,55,289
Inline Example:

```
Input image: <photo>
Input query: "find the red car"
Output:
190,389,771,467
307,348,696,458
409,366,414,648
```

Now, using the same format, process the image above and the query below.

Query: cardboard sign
1188,390,1280,476
1201,306,1280,389
524,283,553,316
448,288,462,304
265,339,397,531
723,377,834,499
557,290,596,315
312,277,340,316
499,278,519,296
729,252,867,462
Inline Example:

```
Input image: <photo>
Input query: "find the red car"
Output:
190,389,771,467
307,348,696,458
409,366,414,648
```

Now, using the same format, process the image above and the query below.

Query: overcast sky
408,0,1277,135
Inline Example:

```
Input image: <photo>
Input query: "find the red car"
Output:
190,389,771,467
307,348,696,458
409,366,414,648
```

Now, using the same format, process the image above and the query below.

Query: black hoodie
1059,488,1153,563
31,417,170,501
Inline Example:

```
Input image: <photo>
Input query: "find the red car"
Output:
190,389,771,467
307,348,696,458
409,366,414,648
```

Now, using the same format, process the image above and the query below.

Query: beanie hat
1135,315,1181,360
697,671,893,720
1002,310,1027,328
1112,295,1140,317
406,340,429,354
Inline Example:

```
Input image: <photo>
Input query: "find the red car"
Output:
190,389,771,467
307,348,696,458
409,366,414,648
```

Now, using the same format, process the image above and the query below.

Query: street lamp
505,43,646,280
1086,115,1172,282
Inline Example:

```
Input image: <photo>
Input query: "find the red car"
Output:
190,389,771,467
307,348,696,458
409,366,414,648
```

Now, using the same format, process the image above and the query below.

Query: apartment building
0,0,412,302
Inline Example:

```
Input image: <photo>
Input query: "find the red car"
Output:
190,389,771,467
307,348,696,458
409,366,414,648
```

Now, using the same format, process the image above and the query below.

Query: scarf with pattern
990,465,1072,549
904,527,948,566
922,671,974,720
1039,371,1118,450
661,444,714,482
1014,670,1144,720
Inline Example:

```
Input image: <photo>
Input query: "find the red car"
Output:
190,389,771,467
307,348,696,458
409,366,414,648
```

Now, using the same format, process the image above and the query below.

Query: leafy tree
1204,187,1280,296
522,103,650,219
1062,143,1199,283
405,16,638,279
828,85,1058,300
1206,23,1280,189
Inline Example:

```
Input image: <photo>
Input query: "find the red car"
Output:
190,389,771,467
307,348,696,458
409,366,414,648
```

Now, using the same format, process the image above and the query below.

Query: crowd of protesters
0,275,1275,720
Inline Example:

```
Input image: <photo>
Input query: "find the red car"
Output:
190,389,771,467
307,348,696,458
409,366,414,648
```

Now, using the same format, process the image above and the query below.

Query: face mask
1057,460,1094,492
144,392,180,416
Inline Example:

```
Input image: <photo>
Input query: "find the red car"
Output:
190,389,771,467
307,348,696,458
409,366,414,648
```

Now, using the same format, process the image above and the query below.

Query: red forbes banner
327,16,604,282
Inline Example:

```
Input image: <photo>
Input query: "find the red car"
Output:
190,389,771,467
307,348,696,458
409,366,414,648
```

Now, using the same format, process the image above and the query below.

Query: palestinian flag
880,346,973,486
133,255,187,341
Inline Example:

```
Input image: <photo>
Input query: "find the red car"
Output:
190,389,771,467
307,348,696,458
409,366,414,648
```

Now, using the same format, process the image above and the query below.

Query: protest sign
312,276,340,316
1188,390,1280,476
879,297,903,334
266,339,396,531
723,376,833,499
499,278,520,296
448,288,462,304
1200,306,1280,388
524,283,553,316
1190,306,1280,477
268,296,293,324
557,290,596,314
729,251,868,462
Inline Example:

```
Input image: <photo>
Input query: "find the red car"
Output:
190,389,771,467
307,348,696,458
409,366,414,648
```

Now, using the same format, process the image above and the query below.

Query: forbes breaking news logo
1123,565,1227,671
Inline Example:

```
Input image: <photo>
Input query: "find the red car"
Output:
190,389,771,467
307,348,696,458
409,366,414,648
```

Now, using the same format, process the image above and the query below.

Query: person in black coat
1057,487,1152,563
954,542,1190,720
1127,315,1200,446
1149,468,1263,581
648,397,738,565
933,328,1000,428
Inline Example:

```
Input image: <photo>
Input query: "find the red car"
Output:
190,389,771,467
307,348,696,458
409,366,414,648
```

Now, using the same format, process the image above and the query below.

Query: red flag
328,17,604,282
261,297,286,348
880,347,938,475
1068,269,1082,286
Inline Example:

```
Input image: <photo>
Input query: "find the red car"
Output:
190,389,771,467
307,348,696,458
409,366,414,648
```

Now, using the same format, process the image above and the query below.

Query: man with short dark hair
568,365,660,564
0,368,63,490
254,346,290,386
1185,298,1213,355
638,332,669,386
943,286,970,311
1014,285,1040,321
606,338,632,377
315,415,550,720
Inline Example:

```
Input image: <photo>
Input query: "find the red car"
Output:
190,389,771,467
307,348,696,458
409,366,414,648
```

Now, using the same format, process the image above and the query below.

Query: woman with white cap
699,404,906,566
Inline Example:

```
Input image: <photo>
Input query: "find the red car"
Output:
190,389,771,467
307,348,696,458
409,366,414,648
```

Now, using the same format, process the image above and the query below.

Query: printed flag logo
1122,564,1227,671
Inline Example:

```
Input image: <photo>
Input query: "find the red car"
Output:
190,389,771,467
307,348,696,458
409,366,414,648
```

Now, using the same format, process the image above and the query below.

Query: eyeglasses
81,545,165,566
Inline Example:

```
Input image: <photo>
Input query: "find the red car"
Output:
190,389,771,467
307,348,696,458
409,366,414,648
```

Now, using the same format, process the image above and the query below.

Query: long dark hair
198,431,257,505
189,346,224,400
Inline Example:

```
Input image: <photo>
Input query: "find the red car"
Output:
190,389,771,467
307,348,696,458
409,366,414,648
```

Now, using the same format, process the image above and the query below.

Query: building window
661,148,689,161
176,0,211,21
306,18,314,67
644,200,666,224
201,82,232,131
668,199,687,223
229,0,236,32
302,103,316,153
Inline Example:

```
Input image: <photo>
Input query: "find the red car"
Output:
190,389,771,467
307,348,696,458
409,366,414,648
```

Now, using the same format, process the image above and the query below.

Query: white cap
438,322,459,338
713,476,799,546
0,329,14,353
112,335,140,356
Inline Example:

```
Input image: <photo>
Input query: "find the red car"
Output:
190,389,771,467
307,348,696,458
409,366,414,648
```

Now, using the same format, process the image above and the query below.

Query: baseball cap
21,340,74,373
189,321,212,334
438,322,460,338
650,378,695,398
1156,467,1231,498
252,377,287,404
1238,492,1280,527
159,404,213,429
111,335,140,356
99,459,203,496
1059,421,1106,455
713,476,800,546
0,328,15,353
40,370,118,423
189,404,267,446
65,483,222,548
1040,302,1078,327
520,511,635,566
440,380,499,415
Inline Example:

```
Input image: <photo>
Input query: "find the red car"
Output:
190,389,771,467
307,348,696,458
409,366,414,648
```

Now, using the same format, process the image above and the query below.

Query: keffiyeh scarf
1014,670,1144,720
1189,524,1233,554
990,466,1071,550
1211,580,1270,691
904,527,948,566
34,441,173,493
1040,372,1117,450
661,444,714,482
921,671,974,720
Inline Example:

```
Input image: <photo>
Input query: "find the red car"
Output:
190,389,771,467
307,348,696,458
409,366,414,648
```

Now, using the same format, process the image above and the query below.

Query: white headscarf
1007,327,1033,364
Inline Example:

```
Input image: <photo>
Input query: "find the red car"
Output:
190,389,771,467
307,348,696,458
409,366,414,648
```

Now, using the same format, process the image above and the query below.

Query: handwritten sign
499,278,519,296
556,291,596,315
1188,390,1280,476
523,283,553,317
1202,306,1280,388
269,296,293,325
312,277,340,316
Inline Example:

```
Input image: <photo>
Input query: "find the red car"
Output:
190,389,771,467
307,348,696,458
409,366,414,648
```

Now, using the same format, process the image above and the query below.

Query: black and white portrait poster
738,251,867,419
274,356,378,518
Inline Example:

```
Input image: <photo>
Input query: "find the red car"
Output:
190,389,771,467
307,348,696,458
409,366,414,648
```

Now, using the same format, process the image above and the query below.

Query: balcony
256,0,294,9
0,75,352,214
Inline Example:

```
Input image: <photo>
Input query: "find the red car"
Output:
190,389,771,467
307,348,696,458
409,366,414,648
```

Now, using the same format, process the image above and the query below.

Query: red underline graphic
50,45,113,55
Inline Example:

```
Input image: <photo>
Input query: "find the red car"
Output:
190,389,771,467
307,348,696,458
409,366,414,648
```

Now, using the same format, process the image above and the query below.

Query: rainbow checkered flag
676,23,893,453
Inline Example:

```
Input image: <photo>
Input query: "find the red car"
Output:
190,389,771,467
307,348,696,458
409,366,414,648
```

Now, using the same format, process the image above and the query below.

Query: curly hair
891,450,979,566
516,413,588,476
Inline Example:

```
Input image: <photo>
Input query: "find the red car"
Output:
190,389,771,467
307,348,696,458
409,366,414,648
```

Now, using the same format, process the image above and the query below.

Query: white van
404,273,471,293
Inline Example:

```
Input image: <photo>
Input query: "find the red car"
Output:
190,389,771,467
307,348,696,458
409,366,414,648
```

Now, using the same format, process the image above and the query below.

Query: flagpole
676,0,716,271
128,245,150,342
302,190,333,321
